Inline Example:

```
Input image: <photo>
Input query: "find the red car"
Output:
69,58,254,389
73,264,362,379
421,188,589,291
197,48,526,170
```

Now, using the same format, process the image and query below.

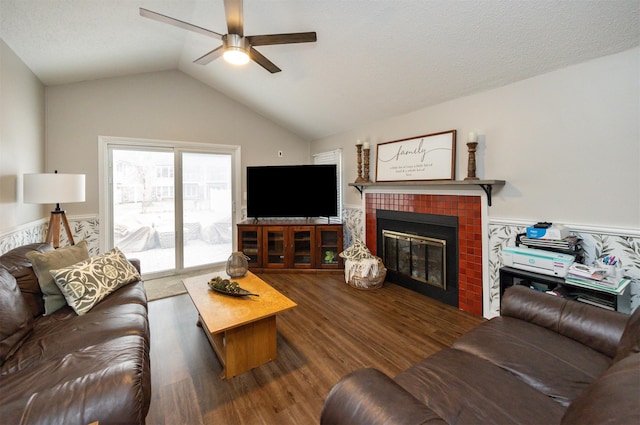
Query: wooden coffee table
183,271,297,379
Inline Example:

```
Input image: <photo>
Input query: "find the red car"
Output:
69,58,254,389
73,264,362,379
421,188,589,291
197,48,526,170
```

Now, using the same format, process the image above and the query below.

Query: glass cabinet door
238,227,261,267
317,226,343,269
265,227,286,267
292,227,314,268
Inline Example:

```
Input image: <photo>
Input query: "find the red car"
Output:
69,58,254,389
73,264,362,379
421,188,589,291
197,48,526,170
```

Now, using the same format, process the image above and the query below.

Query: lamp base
45,210,75,249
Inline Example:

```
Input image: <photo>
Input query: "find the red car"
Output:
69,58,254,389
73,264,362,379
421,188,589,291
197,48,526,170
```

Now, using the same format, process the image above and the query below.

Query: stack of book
565,263,630,294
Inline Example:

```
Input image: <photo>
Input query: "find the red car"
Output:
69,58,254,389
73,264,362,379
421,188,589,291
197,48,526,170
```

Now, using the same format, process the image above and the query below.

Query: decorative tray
208,276,259,297
209,286,259,297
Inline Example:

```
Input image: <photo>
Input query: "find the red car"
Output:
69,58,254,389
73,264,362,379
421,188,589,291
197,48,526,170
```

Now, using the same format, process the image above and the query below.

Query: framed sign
376,130,456,182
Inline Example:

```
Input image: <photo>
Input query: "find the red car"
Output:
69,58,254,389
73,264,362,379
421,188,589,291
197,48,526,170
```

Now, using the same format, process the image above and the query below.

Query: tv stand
237,219,343,272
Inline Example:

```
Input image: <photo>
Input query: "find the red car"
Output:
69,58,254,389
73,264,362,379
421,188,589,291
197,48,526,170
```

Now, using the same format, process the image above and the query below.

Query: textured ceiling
1,0,639,140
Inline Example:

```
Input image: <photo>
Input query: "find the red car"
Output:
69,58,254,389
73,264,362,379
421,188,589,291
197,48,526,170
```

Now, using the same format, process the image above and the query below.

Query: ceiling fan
140,0,317,73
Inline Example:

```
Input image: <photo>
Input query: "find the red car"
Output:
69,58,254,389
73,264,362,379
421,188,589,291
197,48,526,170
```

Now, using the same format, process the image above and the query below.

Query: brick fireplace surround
365,193,483,316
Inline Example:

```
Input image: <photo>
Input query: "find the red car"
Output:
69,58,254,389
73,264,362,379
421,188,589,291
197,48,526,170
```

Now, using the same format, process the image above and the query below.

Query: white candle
363,142,370,149
468,131,478,143
356,139,362,145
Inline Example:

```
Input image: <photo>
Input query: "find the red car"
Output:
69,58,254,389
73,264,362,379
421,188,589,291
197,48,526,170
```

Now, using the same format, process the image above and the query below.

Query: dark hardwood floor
146,273,485,425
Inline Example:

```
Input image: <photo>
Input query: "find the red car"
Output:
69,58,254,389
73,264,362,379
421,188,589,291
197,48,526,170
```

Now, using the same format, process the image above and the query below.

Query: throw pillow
339,238,374,261
0,269,34,364
49,248,141,316
25,240,90,315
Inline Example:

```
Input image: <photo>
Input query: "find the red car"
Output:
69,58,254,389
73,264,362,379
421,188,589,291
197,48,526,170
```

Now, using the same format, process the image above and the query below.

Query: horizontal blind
313,149,342,220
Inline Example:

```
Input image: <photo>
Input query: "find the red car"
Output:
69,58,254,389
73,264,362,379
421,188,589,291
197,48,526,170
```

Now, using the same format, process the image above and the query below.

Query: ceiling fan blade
249,47,281,73
194,46,225,65
246,32,317,46
224,0,244,36
140,8,223,39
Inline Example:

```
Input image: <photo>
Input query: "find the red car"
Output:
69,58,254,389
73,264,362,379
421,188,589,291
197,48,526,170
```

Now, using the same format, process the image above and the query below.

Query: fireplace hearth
377,210,458,307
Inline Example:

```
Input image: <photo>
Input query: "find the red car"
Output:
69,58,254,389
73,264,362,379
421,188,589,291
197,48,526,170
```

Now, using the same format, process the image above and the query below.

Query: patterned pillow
339,238,374,261
49,248,141,316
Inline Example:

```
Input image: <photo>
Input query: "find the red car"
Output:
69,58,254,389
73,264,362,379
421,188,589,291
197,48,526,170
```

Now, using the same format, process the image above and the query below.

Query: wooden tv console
237,219,343,272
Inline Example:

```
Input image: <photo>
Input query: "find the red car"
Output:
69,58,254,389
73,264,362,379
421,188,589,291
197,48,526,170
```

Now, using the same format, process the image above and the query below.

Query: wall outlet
277,150,283,157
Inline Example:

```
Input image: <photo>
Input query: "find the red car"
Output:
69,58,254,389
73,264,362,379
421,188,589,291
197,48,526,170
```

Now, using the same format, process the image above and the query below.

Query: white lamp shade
24,173,86,204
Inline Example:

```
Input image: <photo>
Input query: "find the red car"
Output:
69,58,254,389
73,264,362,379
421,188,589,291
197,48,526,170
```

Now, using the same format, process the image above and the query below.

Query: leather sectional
0,243,151,424
321,285,640,424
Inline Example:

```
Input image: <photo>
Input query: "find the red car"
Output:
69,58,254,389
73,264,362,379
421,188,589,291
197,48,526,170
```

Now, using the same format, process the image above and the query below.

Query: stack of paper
565,263,629,293
520,235,581,250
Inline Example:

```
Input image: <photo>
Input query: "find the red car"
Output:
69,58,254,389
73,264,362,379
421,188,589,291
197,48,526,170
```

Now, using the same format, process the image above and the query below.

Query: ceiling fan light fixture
223,34,250,65
223,48,250,65
140,1,317,73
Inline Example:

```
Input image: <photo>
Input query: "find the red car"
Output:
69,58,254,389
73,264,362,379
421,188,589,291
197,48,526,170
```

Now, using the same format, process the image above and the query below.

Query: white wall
0,39,46,233
314,47,640,230
4,46,638,232
45,70,309,215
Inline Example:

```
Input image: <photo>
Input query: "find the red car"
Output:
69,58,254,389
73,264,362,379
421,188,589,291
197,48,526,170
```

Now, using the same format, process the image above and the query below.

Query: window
156,165,174,178
313,149,343,221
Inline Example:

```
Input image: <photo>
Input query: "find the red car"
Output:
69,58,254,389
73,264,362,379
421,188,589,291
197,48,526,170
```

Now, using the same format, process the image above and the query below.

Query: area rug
143,268,225,301
144,277,187,302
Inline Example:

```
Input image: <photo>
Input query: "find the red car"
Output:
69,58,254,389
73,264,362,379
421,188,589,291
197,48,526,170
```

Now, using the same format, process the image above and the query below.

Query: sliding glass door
103,139,238,277
112,149,177,273
181,152,232,269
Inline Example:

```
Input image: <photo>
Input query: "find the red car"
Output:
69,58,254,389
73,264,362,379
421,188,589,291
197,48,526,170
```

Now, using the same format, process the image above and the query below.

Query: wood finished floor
146,273,485,425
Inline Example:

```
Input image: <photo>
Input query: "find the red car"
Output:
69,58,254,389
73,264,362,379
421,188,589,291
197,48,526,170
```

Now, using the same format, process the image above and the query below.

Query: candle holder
465,141,479,180
362,148,372,183
355,144,365,183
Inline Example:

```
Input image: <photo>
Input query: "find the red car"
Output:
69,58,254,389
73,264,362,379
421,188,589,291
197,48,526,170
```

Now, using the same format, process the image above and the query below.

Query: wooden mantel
348,180,506,206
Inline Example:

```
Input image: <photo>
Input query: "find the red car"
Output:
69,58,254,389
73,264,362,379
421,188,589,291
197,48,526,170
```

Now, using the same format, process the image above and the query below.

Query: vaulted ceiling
1,0,638,140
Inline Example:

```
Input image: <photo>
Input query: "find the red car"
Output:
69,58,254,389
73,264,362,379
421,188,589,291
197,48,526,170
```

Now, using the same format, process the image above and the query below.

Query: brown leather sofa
0,243,151,424
321,285,640,425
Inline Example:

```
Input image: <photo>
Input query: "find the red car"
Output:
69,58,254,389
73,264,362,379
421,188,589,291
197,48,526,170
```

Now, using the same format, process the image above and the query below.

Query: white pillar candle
363,142,370,149
468,131,478,143
356,139,362,145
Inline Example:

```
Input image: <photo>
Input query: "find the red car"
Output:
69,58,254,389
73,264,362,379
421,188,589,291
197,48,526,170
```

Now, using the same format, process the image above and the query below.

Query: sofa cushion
0,281,148,376
394,348,566,424
452,316,611,407
500,285,627,358
0,243,53,317
0,269,34,365
25,240,90,315
50,248,141,316
0,334,151,425
561,353,640,425
613,304,640,363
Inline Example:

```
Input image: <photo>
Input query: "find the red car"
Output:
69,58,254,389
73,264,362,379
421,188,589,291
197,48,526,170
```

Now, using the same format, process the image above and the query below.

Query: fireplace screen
382,230,446,289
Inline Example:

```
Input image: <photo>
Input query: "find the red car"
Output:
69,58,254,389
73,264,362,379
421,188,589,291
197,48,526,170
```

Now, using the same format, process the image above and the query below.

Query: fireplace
365,193,484,315
377,210,458,307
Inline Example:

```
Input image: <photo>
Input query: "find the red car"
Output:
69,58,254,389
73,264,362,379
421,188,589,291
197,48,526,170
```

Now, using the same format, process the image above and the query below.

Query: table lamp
24,170,86,248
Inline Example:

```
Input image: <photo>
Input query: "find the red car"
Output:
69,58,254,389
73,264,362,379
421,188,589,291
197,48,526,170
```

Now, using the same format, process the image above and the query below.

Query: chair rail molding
0,214,100,255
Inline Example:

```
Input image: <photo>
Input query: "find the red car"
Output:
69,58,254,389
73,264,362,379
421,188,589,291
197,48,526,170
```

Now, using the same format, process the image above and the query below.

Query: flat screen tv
247,165,338,218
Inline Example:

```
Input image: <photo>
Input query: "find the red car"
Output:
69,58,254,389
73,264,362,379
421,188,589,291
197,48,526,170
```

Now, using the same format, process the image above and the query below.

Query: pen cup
599,262,622,278
613,264,624,278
